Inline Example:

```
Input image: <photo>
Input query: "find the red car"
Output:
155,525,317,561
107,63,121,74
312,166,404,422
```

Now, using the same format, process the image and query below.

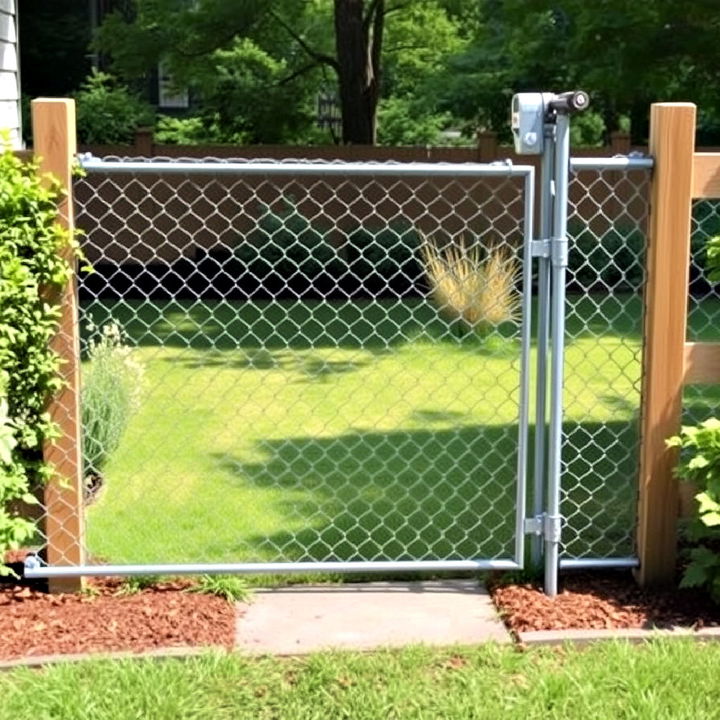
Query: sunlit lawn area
3,641,720,719
79,294,719,566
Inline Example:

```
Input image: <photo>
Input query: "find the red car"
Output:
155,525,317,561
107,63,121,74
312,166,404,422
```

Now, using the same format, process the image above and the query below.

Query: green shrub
706,235,720,282
667,419,720,600
234,199,342,280
345,221,423,281
81,321,144,481
154,115,213,145
568,224,645,291
0,146,80,572
74,70,154,145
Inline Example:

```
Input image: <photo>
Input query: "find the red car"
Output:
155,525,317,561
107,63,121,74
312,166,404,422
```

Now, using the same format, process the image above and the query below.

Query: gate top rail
76,153,535,178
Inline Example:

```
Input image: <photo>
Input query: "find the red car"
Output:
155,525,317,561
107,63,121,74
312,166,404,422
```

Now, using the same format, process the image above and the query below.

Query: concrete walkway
236,580,510,655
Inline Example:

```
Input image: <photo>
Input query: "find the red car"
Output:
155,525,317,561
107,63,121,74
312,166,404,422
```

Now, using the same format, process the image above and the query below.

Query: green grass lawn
78,294,719,567
2,641,719,719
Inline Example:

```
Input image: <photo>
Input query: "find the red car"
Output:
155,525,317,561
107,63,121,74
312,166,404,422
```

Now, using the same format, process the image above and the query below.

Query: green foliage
568,225,644,291
189,574,252,603
81,321,144,481
154,116,211,145
0,147,78,572
667,418,720,601
569,111,606,147
74,71,154,145
376,97,451,146
235,200,342,279
706,235,720,283
345,222,422,281
115,575,161,596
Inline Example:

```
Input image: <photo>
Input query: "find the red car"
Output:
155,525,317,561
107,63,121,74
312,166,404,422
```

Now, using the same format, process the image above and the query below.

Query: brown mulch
489,571,720,634
0,578,237,661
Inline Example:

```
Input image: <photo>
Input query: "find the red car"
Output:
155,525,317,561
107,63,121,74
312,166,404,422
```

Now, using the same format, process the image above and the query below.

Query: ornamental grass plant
81,321,144,484
421,237,520,335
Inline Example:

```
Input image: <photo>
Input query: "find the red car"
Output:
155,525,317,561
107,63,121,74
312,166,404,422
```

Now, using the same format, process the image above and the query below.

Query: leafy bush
667,419,720,600
706,235,720,282
567,224,645,291
75,71,154,144
0,147,79,571
234,199,342,280
154,115,210,145
81,322,144,481
344,221,423,283
377,96,451,146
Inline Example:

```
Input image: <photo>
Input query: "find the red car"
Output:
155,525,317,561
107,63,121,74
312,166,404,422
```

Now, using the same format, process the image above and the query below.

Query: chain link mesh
685,199,720,422
561,166,650,558
71,157,530,566
24,155,655,571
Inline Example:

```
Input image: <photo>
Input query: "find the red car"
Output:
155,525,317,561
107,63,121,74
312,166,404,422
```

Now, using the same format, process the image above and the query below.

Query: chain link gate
26,91,652,595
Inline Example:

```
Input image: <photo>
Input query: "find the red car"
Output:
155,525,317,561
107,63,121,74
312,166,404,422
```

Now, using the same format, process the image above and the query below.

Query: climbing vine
0,145,80,572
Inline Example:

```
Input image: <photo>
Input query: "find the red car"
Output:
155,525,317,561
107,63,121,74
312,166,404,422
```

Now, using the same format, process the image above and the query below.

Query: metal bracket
551,236,568,268
524,514,563,543
530,239,551,258
524,515,544,535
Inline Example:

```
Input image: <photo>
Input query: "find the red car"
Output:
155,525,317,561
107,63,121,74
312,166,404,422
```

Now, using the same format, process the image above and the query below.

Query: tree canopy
20,0,720,145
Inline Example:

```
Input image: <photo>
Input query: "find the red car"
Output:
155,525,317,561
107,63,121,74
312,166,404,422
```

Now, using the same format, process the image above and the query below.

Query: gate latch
524,514,563,543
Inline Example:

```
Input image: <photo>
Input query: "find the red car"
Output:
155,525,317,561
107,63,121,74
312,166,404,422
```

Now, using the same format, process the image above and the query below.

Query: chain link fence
561,165,650,559
21,154,651,571
685,199,720,422
74,158,532,567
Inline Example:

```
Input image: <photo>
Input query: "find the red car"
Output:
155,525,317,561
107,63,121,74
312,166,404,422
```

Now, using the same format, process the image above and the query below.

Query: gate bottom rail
24,559,522,579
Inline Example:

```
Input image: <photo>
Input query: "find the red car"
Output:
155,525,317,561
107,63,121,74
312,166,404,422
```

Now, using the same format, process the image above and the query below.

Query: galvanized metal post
515,170,536,567
544,111,571,597
532,126,555,569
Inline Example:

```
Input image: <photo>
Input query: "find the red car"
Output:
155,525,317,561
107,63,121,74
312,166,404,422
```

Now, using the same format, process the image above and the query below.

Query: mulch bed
489,570,720,635
0,578,237,662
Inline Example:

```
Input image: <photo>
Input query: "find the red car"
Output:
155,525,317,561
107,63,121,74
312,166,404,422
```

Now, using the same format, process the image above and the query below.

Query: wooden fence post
635,102,696,586
476,130,498,162
32,99,85,593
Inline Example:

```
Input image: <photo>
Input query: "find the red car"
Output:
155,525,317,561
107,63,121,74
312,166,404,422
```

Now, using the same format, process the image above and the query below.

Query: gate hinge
531,237,568,267
530,239,551,258
524,514,563,543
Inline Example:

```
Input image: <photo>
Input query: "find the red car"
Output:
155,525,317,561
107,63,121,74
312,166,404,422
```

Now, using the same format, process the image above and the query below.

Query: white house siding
0,0,20,148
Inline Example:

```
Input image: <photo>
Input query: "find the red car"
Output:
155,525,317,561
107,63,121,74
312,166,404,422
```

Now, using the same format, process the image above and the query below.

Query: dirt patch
490,571,720,634
0,578,237,661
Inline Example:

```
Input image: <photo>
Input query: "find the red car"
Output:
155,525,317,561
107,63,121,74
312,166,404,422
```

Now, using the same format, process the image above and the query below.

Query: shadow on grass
199,420,641,564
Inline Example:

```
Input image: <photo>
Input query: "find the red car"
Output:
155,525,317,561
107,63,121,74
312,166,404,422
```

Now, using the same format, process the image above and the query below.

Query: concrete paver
236,580,510,654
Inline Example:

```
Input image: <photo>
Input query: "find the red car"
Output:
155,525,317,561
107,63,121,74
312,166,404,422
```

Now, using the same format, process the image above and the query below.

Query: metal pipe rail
77,155,535,178
570,157,654,171
24,556,639,579
24,559,521,579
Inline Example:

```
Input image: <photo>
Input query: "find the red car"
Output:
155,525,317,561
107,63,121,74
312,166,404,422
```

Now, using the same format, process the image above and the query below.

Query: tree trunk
334,0,383,145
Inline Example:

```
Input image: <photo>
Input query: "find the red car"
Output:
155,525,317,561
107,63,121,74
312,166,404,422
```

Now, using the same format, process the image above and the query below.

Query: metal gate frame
27,158,538,581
